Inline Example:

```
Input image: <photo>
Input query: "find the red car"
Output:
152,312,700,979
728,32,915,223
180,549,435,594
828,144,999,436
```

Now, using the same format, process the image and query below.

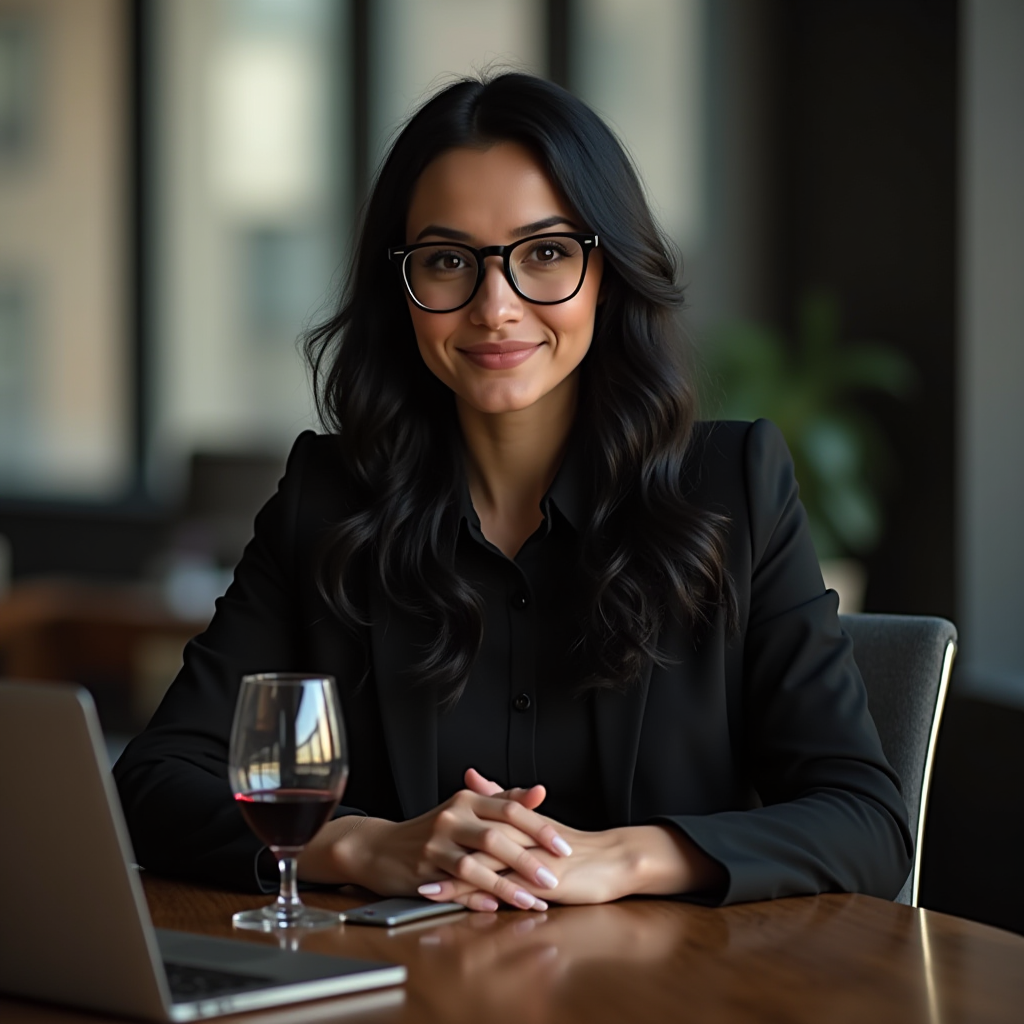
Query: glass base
233,904,344,932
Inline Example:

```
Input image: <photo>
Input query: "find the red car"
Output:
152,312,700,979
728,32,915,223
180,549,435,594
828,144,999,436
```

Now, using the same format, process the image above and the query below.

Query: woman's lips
458,342,544,369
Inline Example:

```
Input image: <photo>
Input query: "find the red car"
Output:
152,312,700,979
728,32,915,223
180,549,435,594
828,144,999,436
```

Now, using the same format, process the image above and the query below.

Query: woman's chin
454,380,550,418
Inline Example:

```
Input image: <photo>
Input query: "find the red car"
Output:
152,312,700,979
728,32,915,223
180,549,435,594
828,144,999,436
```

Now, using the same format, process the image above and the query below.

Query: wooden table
2,877,1023,1023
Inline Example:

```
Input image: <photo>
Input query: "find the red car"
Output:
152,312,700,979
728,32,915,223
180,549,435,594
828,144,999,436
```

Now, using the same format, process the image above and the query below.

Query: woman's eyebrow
414,224,473,242
413,215,579,243
510,216,579,237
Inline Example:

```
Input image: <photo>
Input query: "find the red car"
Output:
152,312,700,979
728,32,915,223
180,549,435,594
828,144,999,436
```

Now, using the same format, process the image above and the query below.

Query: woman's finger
475,794,573,858
449,819,560,892
429,838,549,910
449,890,500,913
421,874,548,913
438,810,537,853
469,850,515,874
463,767,504,796
463,768,547,810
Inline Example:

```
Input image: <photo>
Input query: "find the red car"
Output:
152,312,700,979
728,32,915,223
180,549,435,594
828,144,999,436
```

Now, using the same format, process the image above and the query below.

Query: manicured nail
551,836,573,857
536,867,558,889
479,897,499,912
418,883,443,895
533,899,549,912
513,889,537,909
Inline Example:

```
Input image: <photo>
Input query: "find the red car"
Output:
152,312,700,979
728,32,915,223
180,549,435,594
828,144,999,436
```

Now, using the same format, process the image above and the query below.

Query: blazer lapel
369,582,439,819
593,656,653,826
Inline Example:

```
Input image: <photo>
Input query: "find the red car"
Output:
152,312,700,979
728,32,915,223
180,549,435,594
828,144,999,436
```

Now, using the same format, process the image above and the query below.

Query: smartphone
343,898,466,927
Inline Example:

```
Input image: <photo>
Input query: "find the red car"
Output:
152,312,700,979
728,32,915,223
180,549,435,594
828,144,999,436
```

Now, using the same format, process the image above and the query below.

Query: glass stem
275,852,303,923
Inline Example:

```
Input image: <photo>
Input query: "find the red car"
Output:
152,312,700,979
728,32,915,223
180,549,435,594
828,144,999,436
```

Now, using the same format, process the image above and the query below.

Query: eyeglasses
388,232,599,313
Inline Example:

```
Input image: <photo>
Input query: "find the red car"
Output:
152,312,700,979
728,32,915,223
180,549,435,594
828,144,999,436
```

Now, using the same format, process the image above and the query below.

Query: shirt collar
457,469,480,532
456,429,588,537
544,429,586,532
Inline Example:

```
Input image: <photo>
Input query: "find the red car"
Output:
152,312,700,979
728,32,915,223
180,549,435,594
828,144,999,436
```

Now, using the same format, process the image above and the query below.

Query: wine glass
229,673,348,931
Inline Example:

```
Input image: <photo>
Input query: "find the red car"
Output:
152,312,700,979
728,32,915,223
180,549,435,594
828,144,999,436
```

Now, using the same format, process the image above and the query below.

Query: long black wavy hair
304,73,735,703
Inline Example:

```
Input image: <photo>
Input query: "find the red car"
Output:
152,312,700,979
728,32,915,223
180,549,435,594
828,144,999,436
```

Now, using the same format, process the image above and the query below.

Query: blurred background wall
0,0,1021,930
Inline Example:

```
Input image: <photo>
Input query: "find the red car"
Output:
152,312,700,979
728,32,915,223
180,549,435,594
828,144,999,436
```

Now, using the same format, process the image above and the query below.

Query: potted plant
699,291,916,610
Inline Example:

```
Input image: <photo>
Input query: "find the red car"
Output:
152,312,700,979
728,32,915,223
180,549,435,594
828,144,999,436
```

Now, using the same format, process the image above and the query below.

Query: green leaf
833,346,918,398
800,418,863,483
821,484,881,553
702,289,915,557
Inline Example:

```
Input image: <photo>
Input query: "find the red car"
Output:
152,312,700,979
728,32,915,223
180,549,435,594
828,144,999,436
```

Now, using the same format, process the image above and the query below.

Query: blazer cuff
652,799,911,906
648,816,731,905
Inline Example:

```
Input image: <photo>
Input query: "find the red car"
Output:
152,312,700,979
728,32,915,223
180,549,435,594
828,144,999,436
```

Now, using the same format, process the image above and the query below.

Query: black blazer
114,419,913,904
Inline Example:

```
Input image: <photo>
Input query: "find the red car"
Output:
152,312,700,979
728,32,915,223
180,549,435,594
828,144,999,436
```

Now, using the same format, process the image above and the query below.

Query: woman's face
403,142,603,418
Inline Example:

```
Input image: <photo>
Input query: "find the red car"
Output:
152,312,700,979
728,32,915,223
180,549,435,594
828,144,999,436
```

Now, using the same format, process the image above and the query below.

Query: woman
114,73,912,912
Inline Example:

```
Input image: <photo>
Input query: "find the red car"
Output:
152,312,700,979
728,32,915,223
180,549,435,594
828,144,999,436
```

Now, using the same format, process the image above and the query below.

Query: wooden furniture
0,580,207,727
2,877,1022,1023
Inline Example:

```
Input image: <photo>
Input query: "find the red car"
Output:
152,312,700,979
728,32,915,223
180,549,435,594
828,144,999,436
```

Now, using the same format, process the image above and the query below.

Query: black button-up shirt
436,444,606,831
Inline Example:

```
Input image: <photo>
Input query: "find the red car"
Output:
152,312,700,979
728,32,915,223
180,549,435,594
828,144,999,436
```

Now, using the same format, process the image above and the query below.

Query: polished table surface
3,876,1023,1024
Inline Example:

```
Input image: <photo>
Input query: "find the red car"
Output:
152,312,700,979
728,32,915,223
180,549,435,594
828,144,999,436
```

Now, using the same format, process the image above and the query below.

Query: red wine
235,789,338,848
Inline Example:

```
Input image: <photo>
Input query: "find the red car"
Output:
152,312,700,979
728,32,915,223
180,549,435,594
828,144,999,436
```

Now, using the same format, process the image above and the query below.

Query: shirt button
510,591,529,610
512,692,532,713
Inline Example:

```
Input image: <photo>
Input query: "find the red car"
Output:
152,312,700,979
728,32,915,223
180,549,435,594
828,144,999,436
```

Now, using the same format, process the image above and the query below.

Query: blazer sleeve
658,419,914,904
113,432,365,892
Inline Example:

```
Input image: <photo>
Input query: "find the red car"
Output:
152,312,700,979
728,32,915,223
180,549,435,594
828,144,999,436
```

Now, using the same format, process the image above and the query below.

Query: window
368,0,544,170
148,0,348,488
0,0,710,503
0,0,129,498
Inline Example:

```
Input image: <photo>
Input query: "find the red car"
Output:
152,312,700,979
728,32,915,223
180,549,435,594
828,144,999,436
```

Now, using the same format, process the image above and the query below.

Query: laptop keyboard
165,961,275,1002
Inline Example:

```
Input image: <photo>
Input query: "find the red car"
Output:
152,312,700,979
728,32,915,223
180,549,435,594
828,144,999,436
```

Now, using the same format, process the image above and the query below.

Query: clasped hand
417,768,644,910
297,767,647,912
297,768,574,911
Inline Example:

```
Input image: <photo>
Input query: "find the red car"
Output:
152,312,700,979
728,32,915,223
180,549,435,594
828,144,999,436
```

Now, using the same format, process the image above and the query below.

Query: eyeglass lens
404,236,586,310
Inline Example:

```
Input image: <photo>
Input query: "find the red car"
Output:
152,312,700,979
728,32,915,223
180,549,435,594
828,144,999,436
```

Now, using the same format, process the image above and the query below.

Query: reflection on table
125,875,1024,1024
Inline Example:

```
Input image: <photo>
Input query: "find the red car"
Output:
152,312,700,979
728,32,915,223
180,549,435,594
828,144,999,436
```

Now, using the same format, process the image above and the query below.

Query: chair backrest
840,613,957,907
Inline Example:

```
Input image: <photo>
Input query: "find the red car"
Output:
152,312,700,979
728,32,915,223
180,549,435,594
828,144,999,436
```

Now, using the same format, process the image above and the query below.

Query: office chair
840,613,957,907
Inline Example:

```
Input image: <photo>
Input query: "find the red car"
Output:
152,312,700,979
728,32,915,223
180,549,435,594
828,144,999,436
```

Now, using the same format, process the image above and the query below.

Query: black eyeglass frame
387,232,600,313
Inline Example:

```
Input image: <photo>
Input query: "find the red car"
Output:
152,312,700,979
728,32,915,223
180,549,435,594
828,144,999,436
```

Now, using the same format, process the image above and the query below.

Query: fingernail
533,899,549,912
479,897,499,912
551,836,573,857
513,889,537,909
418,883,443,895
536,867,558,889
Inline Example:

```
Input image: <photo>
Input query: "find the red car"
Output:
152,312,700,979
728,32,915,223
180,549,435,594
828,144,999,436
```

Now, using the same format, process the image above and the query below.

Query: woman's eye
422,250,469,272
524,240,571,264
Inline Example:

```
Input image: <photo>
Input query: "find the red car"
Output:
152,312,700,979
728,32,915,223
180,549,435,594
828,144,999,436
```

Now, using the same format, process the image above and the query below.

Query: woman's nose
469,258,523,328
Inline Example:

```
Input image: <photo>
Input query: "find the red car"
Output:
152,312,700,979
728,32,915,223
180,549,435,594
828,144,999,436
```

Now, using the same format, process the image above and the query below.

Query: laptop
0,681,406,1021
